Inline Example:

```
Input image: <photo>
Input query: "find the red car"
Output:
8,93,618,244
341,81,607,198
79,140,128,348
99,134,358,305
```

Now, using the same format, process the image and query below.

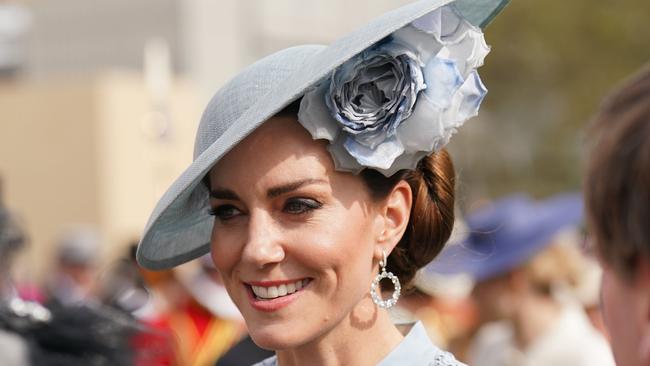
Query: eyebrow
209,188,240,200
209,178,327,201
266,178,327,198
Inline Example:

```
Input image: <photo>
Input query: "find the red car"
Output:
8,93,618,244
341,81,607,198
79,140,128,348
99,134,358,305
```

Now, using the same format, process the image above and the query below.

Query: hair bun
386,149,456,289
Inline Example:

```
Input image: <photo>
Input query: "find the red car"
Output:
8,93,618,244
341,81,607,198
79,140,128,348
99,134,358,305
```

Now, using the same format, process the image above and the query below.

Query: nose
241,208,285,268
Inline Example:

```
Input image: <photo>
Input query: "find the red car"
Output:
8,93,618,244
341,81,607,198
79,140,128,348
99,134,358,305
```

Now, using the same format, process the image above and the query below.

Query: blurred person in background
45,226,102,306
173,255,247,365
96,243,150,314
584,65,650,366
389,217,478,355
131,266,181,365
0,1,31,77
135,254,246,366
429,194,615,366
0,179,136,365
570,252,608,336
0,178,27,303
0,177,31,365
392,269,477,360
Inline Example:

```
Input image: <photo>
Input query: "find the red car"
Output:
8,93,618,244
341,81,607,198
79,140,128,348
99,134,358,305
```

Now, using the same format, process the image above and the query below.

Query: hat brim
137,0,509,270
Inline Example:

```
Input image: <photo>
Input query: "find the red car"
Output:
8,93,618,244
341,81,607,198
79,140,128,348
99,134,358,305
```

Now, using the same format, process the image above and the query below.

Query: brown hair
585,65,650,281
361,150,456,290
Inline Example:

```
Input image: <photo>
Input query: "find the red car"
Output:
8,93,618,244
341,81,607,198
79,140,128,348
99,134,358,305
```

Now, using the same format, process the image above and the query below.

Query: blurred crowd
399,193,614,366
0,176,264,365
0,175,616,365
1,0,648,365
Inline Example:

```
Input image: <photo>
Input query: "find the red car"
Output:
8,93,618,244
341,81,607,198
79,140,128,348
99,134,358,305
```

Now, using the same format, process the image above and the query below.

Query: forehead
209,116,336,189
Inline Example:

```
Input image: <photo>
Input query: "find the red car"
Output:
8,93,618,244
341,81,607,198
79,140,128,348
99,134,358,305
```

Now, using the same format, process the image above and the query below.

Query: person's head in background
585,65,650,366
0,177,27,299
47,226,101,306
474,200,587,326
429,194,587,325
470,230,585,323
428,194,617,366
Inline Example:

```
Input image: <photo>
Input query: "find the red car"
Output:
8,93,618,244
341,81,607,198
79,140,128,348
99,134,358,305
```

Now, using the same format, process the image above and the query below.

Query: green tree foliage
449,0,650,203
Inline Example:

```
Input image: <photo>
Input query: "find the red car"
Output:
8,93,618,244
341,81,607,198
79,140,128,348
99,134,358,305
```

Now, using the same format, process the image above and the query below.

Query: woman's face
471,273,514,323
208,116,388,350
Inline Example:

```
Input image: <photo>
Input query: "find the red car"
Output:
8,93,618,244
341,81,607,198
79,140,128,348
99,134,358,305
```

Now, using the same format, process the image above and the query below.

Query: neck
512,293,562,349
275,296,404,366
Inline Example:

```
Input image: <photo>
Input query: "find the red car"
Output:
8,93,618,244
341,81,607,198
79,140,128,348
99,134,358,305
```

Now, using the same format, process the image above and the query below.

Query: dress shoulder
251,353,465,366
250,322,465,366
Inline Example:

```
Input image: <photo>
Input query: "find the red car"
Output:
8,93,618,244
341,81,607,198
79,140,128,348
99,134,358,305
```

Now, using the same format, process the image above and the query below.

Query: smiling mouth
249,279,311,300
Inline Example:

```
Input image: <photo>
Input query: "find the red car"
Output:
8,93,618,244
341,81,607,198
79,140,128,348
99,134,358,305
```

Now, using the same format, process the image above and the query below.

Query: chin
248,324,306,351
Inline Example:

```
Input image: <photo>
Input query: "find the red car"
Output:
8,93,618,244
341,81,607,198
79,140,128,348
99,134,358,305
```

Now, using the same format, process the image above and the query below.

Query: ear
373,180,412,259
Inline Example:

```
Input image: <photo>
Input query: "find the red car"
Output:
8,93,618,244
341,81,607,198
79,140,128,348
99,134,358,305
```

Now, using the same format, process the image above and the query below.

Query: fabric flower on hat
298,4,489,176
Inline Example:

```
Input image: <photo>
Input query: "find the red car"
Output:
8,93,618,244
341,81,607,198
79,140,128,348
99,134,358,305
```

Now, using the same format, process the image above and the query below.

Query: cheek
600,269,624,329
600,270,616,319
599,267,639,355
293,205,377,287
210,222,242,276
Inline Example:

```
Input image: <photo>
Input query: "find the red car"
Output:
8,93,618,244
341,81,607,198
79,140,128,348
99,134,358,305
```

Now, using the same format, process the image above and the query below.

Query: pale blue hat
137,0,509,270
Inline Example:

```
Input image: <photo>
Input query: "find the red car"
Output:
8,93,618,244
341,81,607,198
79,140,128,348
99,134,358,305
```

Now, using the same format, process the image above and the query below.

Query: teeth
278,284,287,296
251,279,308,300
256,286,268,298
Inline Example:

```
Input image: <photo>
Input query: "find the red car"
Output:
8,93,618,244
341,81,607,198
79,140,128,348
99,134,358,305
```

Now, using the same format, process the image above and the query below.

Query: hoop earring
370,250,401,309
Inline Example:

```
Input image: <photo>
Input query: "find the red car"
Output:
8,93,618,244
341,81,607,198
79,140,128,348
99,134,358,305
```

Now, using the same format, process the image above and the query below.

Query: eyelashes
283,198,323,215
208,205,242,221
208,197,323,221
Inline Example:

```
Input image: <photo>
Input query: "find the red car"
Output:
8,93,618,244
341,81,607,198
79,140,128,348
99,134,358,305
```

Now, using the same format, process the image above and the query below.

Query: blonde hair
522,230,585,296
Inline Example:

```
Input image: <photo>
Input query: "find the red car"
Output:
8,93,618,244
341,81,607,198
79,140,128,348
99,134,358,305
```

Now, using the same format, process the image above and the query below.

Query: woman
137,0,507,364
428,194,614,366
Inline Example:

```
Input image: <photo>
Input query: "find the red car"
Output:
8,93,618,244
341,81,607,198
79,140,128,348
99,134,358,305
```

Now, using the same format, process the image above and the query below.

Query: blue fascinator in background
424,193,584,282
298,4,489,175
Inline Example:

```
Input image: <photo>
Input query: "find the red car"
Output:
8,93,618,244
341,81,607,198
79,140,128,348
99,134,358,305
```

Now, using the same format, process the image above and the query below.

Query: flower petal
298,83,339,142
379,151,428,177
396,94,445,153
437,27,490,77
326,135,364,174
391,25,443,62
344,136,404,170
444,70,487,124
430,70,487,151
305,4,491,176
422,57,464,110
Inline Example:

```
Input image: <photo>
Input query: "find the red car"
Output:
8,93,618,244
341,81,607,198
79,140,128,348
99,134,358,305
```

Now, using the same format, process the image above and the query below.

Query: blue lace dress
252,321,465,366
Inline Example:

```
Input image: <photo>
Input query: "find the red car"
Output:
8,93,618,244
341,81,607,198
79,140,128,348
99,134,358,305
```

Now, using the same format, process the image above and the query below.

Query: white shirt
469,305,615,366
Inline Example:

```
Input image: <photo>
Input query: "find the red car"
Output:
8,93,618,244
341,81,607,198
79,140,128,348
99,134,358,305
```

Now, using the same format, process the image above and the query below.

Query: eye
283,198,322,215
208,204,243,221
